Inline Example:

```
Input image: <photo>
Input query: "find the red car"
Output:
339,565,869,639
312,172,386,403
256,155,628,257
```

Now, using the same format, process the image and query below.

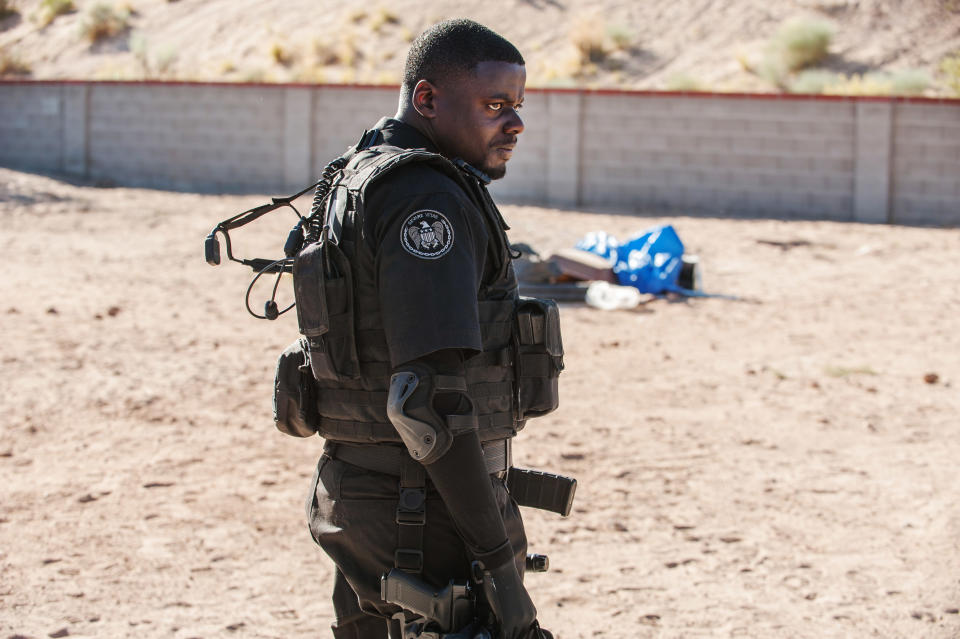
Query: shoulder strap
345,146,472,195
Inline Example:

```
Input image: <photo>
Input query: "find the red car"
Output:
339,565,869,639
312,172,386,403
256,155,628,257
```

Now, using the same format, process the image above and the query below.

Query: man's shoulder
362,151,474,205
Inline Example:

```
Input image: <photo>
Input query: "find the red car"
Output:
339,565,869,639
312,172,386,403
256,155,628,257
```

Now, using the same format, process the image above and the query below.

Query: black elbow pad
387,362,477,464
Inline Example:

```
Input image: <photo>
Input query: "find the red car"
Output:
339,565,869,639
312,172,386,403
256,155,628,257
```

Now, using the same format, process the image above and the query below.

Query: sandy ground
1,166,959,639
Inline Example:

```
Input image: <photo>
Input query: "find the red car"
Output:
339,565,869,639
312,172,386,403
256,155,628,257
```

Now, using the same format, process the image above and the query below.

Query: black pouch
514,297,564,419
293,239,361,382
506,467,577,516
274,338,320,437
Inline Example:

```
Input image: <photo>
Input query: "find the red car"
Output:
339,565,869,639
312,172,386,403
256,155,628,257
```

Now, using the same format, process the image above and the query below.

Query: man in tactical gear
304,20,556,639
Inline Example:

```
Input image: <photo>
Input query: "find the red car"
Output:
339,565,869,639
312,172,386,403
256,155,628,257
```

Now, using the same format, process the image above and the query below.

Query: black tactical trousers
307,453,528,639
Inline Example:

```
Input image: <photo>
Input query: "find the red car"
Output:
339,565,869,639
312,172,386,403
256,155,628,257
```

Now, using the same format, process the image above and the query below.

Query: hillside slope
1,0,959,94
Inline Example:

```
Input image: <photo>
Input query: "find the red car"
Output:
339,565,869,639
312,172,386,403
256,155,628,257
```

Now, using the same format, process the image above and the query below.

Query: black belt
326,438,511,478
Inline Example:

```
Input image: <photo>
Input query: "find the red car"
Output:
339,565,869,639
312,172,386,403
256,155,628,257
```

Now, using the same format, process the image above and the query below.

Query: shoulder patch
400,209,454,259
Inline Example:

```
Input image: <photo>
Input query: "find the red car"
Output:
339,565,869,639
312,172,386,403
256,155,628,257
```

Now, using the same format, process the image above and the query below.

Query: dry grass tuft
789,68,841,93
774,17,834,71
796,69,932,96
80,3,130,44
312,31,360,68
940,51,960,96
39,0,75,27
369,6,399,32
665,73,708,92
130,31,177,78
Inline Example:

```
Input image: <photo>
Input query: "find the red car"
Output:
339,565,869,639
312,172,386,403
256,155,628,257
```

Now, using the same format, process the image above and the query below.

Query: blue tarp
576,225,687,294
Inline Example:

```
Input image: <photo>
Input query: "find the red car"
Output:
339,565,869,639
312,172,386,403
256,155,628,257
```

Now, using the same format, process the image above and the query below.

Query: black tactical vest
298,145,523,445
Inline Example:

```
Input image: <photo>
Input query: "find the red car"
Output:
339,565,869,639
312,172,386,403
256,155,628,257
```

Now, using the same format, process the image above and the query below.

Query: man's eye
514,103,523,111
488,103,503,111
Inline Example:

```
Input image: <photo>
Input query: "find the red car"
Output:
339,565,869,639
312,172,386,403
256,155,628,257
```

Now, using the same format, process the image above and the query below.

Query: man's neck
395,108,443,156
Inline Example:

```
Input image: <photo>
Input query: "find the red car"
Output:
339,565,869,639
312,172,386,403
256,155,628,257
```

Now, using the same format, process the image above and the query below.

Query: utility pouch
274,338,320,437
506,467,577,517
293,240,361,382
514,297,564,419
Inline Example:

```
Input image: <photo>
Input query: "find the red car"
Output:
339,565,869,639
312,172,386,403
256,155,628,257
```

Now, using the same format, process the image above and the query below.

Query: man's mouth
493,140,516,159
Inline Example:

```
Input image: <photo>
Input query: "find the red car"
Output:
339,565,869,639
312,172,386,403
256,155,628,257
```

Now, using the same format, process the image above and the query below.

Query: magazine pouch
274,337,320,437
293,239,361,382
514,297,564,419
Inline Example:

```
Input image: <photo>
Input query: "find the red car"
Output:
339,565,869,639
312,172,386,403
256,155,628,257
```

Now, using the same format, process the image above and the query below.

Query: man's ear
411,79,438,119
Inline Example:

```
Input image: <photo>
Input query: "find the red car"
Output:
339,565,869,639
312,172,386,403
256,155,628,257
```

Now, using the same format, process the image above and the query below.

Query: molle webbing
312,146,519,445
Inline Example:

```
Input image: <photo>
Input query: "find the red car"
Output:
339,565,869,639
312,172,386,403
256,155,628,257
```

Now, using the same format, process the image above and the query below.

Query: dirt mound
2,0,959,93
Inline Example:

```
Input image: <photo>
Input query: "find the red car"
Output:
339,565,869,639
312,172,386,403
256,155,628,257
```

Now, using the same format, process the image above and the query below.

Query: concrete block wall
0,83,65,172
1,80,958,226
890,102,960,226
579,94,857,220
310,86,396,180
86,83,286,192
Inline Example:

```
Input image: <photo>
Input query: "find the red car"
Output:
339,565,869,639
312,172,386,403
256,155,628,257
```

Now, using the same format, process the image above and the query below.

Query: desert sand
2,0,960,92
1,166,959,638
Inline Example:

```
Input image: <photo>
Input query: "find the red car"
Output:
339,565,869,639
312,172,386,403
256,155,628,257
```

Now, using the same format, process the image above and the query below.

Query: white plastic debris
584,281,643,311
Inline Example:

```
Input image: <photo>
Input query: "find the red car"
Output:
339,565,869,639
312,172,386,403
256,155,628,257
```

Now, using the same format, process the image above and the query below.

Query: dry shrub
569,15,608,64
312,31,359,68
130,31,177,78
270,42,293,66
940,52,960,96
347,8,366,23
0,0,19,20
0,46,31,76
761,15,833,88
81,4,130,43
773,17,834,71
39,0,75,26
606,23,633,51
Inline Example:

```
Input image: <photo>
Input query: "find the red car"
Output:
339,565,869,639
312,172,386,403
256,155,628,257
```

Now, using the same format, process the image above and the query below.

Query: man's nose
505,109,524,136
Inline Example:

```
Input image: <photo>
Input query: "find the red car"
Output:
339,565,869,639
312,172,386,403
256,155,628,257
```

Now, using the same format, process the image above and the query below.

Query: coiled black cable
306,156,348,242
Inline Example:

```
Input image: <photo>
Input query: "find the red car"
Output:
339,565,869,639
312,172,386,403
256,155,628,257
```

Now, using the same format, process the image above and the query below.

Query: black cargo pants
306,452,528,639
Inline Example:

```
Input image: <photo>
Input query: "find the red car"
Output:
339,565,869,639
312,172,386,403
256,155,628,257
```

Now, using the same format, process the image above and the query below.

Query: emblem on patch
400,209,454,259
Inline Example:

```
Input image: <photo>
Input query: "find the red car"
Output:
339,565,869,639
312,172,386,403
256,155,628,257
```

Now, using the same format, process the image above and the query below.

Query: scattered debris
142,482,174,489
923,372,939,384
756,238,814,250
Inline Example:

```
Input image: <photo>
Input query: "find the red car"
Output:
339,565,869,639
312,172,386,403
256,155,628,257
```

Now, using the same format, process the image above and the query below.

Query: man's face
430,61,526,180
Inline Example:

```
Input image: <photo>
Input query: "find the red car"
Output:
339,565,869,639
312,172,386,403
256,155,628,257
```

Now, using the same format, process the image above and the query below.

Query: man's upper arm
368,168,488,367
